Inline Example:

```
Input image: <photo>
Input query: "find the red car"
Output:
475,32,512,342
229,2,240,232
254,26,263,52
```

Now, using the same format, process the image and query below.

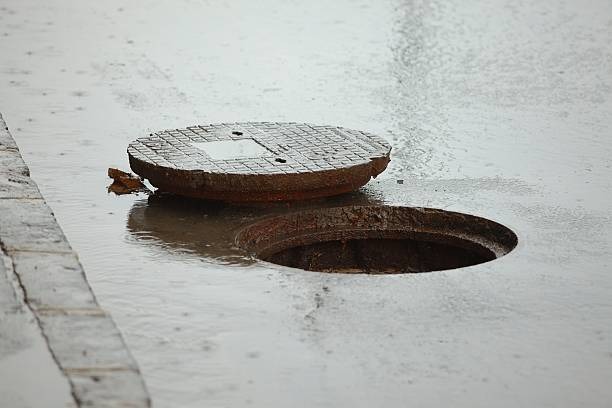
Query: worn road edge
0,113,151,407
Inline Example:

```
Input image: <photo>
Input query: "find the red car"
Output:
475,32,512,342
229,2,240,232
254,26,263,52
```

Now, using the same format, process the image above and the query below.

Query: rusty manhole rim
235,205,518,274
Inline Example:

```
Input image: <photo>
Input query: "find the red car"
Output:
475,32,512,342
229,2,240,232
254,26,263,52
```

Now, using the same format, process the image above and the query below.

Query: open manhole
236,206,518,274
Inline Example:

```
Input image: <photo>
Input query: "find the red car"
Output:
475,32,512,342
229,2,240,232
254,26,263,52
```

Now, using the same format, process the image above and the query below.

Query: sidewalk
1,254,76,408
0,113,150,407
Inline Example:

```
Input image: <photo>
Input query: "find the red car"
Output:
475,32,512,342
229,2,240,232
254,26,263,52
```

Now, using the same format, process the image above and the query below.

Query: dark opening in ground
266,237,496,273
236,206,518,274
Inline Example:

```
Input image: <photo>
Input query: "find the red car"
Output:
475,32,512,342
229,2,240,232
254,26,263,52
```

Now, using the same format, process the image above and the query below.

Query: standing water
1,0,612,407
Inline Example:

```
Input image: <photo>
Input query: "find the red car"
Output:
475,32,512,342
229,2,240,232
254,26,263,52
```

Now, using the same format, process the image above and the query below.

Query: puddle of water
126,195,255,265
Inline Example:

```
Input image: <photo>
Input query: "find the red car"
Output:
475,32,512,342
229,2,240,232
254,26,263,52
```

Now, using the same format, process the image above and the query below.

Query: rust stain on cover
127,122,391,201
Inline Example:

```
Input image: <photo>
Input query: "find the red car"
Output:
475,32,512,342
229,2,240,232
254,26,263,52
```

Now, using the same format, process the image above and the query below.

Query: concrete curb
0,114,151,407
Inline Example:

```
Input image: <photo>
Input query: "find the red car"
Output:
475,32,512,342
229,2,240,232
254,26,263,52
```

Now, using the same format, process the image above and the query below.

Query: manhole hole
236,206,518,274
127,122,391,201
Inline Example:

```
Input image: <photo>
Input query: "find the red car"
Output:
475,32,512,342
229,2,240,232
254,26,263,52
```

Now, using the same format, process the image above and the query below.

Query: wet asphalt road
1,0,611,407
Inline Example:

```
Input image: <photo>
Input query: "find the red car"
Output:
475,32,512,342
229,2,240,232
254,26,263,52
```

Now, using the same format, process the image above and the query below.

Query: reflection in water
126,194,255,265
126,189,384,265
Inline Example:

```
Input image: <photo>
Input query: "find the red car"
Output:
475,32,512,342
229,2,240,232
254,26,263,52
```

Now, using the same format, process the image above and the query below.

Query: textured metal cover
128,122,391,201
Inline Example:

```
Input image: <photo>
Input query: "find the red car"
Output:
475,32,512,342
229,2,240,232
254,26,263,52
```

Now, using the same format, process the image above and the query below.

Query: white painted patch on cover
191,139,268,160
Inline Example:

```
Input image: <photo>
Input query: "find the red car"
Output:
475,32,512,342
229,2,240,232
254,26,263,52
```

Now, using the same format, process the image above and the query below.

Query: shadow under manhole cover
236,206,518,274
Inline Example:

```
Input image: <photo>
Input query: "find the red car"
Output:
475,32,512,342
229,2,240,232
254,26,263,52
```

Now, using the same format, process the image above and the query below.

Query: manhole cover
236,206,518,274
128,122,391,201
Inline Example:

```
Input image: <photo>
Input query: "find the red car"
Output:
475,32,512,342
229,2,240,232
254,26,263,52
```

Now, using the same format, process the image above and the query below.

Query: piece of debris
107,167,150,195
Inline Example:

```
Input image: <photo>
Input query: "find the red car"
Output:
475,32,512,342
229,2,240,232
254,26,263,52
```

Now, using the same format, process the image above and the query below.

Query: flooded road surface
1,0,612,406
